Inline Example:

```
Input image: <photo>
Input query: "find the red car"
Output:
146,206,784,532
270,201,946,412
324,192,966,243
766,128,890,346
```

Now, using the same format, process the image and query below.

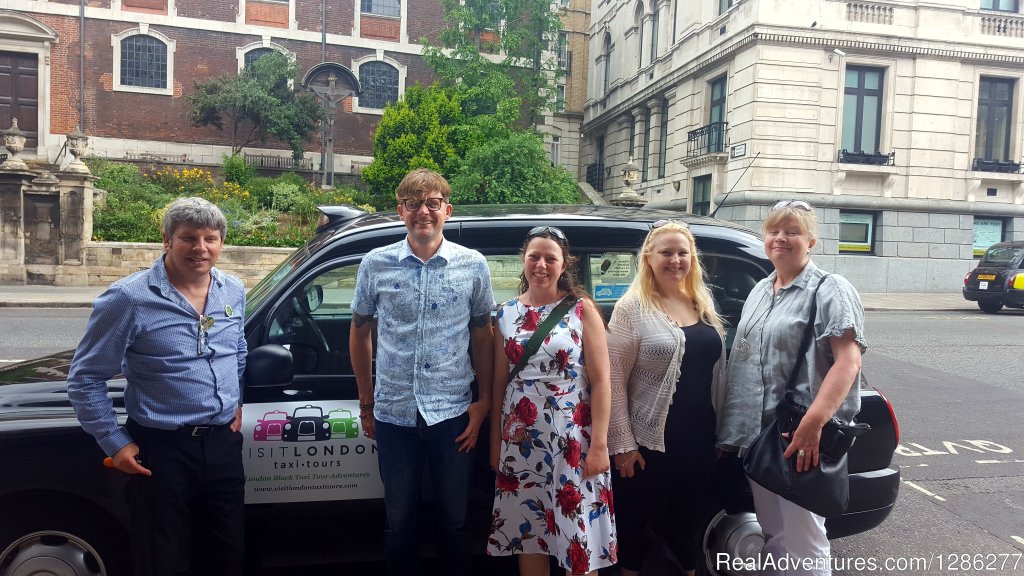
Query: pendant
734,337,750,361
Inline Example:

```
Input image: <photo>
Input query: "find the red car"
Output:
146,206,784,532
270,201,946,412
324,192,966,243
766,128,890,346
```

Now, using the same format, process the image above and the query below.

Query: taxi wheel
0,499,128,576
978,301,1003,314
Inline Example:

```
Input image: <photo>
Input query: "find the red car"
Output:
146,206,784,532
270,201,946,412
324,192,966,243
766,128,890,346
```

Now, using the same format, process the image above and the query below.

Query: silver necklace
733,290,775,361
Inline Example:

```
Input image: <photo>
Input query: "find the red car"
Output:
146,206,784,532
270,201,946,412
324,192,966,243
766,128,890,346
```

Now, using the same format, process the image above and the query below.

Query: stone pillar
647,100,663,180
632,108,647,167
0,168,35,283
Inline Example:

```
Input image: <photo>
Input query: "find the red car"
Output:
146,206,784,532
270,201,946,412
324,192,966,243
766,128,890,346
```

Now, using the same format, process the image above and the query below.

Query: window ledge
114,83,173,96
969,170,1024,182
353,104,385,116
835,163,897,175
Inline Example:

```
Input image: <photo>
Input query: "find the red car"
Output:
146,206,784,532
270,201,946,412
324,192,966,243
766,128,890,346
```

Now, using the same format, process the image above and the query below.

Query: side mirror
305,285,323,313
245,344,294,388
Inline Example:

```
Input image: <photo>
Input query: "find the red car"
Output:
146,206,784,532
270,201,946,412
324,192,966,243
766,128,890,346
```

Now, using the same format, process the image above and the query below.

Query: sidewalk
0,284,977,312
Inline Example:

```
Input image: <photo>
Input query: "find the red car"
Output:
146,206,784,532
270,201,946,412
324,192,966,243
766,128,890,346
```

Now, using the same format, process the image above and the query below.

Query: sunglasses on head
771,200,812,212
528,226,567,241
652,219,689,230
401,197,446,212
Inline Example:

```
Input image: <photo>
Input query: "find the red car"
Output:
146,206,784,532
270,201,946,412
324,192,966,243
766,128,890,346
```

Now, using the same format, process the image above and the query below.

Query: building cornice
715,190,1024,217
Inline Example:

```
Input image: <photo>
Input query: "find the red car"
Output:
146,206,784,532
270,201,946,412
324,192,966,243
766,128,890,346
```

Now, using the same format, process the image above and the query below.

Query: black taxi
0,204,901,576
963,241,1024,313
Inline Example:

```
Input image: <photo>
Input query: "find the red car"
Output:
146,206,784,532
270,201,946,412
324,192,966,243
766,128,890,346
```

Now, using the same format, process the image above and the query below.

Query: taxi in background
963,240,1024,313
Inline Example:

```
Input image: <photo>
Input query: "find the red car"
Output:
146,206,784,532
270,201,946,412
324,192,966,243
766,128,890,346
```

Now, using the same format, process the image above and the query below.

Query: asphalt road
3,308,1023,575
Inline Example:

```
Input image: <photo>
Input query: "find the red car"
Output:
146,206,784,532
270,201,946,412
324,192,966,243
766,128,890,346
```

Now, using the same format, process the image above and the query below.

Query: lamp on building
64,126,91,174
1,118,29,171
611,157,647,207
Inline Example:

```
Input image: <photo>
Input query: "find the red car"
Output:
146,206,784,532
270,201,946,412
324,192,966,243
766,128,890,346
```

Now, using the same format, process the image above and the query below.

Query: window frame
708,75,727,153
352,55,406,115
360,0,401,17
838,210,877,254
975,76,1015,163
236,41,294,73
550,135,561,166
111,26,175,96
692,174,712,215
658,98,668,179
555,84,566,112
981,0,1018,12
841,65,885,155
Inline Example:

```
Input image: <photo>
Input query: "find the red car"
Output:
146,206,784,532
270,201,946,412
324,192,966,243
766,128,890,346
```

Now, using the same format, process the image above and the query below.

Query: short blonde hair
763,203,818,240
623,222,725,334
395,168,451,203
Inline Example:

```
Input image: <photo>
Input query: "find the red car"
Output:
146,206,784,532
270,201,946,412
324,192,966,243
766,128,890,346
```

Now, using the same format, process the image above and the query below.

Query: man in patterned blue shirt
68,197,247,576
350,168,495,576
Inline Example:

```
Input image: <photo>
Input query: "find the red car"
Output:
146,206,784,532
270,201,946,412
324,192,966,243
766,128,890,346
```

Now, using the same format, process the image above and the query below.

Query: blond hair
395,168,451,203
763,204,818,239
623,222,725,334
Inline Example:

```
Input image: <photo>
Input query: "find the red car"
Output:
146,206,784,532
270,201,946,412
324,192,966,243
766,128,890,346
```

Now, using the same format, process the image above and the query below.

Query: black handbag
742,275,870,518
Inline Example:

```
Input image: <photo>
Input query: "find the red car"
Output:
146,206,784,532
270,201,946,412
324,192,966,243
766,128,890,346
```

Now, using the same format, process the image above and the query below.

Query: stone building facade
544,0,591,179
583,0,1024,291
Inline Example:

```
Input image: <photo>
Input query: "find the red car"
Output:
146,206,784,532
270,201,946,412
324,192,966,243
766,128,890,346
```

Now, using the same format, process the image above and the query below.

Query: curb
0,302,95,309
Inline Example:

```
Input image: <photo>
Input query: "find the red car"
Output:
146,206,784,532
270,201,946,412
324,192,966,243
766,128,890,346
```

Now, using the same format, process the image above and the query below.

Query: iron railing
972,157,1021,173
838,150,895,166
686,122,728,158
585,162,605,192
244,153,315,171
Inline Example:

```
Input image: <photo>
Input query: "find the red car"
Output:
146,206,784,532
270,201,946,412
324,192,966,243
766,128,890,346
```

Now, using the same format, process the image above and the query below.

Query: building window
976,77,1014,164
719,0,733,15
841,66,884,155
120,35,167,89
839,211,876,254
361,0,400,17
650,9,659,60
692,175,712,215
557,31,568,70
973,217,1006,257
709,75,727,152
642,110,651,182
658,99,668,179
243,47,274,69
359,61,399,109
556,84,566,112
550,136,561,166
981,0,1018,11
602,34,612,95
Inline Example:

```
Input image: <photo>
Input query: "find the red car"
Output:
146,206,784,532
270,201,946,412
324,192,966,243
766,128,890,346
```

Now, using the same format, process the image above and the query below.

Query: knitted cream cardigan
607,293,728,455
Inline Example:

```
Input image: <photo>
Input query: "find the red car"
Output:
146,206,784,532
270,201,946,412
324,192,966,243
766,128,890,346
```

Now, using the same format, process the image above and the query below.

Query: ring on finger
797,449,807,457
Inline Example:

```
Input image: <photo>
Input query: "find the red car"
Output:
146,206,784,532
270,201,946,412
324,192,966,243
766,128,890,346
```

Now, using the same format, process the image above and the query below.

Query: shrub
148,167,215,198
222,153,257,186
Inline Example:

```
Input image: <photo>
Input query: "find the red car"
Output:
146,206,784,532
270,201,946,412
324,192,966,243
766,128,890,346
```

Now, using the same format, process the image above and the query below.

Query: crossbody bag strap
508,297,579,383
785,274,831,393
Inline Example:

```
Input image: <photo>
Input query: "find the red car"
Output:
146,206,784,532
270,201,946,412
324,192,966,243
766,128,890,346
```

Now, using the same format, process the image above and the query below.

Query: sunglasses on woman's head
652,219,689,230
528,226,567,241
771,200,812,212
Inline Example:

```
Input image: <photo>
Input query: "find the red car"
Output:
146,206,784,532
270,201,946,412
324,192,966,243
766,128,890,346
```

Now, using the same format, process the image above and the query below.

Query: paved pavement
0,284,978,311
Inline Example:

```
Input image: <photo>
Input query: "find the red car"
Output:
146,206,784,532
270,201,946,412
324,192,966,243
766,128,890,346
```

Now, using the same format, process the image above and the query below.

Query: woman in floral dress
487,226,617,576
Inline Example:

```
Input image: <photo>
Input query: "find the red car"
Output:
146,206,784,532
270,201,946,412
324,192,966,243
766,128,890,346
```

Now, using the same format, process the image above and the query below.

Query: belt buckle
191,426,212,437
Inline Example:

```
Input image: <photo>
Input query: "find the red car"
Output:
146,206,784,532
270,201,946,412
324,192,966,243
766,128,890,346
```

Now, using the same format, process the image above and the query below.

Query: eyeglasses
401,198,446,212
527,226,567,241
197,315,214,356
771,200,813,212
652,219,689,230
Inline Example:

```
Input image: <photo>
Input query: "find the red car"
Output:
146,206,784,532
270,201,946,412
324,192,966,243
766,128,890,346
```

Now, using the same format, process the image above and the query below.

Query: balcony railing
972,157,1021,173
838,149,895,166
686,122,728,158
585,162,605,192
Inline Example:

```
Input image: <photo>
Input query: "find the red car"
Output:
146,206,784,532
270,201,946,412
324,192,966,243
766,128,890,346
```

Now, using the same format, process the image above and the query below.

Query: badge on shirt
225,304,233,317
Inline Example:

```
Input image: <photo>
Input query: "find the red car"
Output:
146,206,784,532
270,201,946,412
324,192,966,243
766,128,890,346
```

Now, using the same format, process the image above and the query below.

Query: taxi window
486,255,523,304
588,253,637,302
980,246,1023,266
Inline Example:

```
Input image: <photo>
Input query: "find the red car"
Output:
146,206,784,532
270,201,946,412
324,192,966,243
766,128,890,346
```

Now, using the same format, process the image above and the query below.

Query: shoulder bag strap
785,274,831,393
508,297,579,383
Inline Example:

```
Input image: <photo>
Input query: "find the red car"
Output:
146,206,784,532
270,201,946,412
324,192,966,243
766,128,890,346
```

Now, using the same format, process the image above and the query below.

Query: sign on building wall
973,218,1004,257
839,212,875,253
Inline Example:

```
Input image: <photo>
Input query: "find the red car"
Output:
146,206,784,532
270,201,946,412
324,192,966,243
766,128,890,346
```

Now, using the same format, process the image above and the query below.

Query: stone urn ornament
65,126,91,174
1,118,29,171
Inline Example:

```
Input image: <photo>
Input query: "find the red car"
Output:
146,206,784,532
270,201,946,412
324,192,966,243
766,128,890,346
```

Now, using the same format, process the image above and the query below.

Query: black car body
963,241,1024,313
281,405,331,442
0,205,900,575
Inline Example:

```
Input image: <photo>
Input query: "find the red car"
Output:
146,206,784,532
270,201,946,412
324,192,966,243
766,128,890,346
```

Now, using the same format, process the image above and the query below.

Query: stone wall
73,242,293,288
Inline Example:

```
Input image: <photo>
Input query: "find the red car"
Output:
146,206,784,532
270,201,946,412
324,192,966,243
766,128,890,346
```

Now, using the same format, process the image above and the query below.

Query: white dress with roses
487,297,617,575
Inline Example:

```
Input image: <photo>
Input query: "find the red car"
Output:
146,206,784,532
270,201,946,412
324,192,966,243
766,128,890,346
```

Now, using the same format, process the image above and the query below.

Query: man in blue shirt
350,168,495,576
68,197,247,576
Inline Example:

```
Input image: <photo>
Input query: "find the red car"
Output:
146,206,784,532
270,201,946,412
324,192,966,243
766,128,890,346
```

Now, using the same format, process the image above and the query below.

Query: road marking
900,463,929,468
976,459,1024,464
903,481,947,502
1013,536,1024,546
0,359,25,363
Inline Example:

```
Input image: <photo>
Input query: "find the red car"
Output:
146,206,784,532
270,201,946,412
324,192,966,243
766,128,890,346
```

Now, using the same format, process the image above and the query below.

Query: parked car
963,240,1024,313
0,204,900,575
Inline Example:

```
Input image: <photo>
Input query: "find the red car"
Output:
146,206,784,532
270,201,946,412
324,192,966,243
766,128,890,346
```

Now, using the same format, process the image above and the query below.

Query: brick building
0,0,444,173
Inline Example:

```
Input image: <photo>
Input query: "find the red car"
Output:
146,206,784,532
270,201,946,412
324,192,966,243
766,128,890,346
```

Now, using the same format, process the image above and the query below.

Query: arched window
244,47,275,69
650,8,659,61
359,61,399,109
120,35,167,89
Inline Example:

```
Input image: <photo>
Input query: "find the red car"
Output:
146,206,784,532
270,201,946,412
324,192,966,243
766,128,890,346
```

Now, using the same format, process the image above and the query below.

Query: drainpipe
79,0,85,130
321,0,326,62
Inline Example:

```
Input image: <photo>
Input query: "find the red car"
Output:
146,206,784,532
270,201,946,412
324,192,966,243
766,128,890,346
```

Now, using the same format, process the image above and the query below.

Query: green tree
449,132,578,205
422,0,564,125
187,52,323,159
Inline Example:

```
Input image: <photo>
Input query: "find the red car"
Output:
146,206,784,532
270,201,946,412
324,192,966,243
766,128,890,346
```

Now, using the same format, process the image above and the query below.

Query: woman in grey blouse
717,201,866,576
